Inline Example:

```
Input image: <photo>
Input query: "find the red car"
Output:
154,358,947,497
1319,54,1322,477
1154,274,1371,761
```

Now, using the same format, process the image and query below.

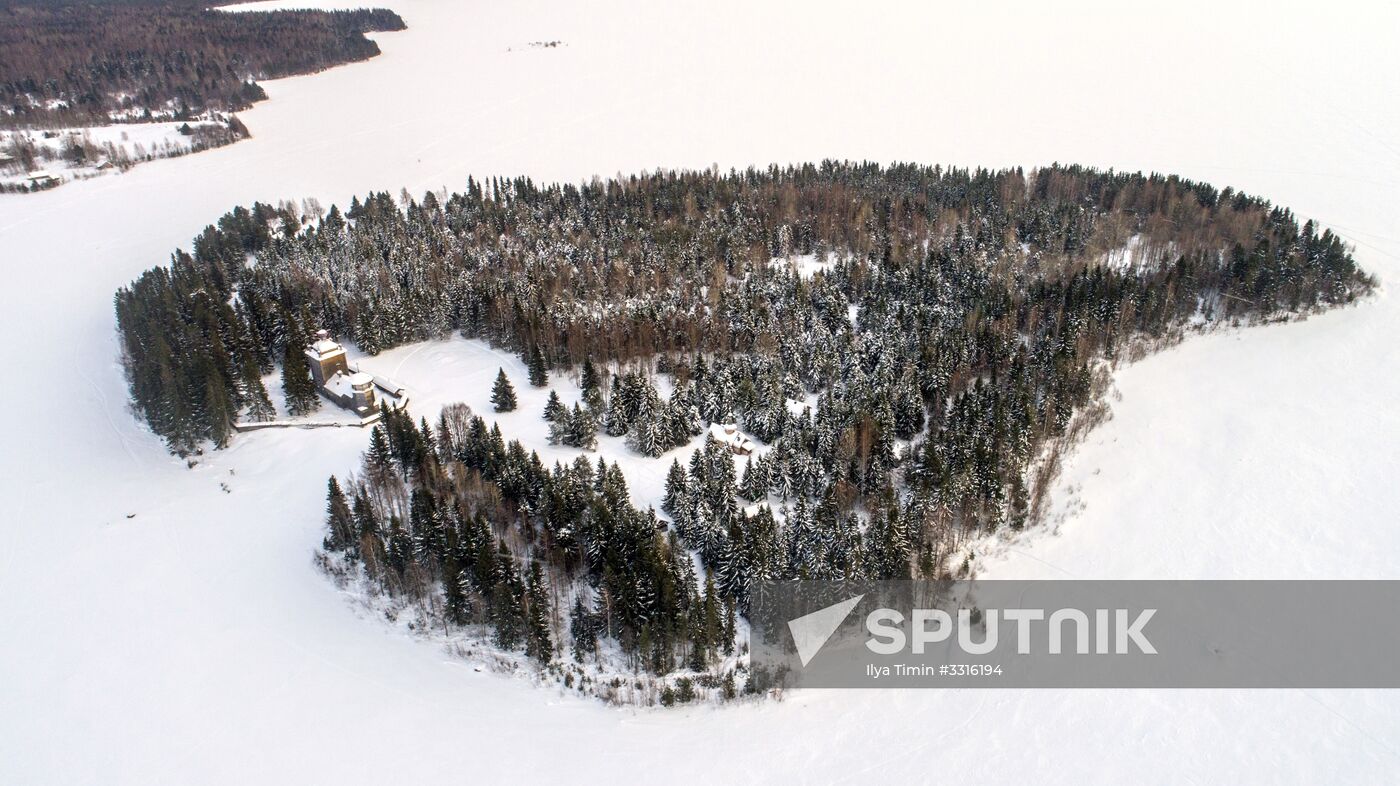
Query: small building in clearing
305,330,378,422
325,370,378,416
708,422,756,455
306,330,349,386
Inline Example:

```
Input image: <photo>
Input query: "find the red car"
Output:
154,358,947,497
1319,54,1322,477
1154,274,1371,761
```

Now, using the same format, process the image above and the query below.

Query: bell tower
304,329,349,387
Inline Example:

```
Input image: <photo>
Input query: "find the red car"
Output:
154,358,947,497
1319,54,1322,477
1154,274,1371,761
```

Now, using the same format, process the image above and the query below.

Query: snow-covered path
2,0,1398,782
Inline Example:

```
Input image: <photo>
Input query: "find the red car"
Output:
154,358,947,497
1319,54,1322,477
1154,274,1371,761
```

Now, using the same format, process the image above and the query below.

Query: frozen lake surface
1,0,1398,782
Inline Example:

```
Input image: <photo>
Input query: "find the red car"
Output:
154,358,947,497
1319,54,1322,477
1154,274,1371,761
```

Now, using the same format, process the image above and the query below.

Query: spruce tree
687,638,707,673
442,559,470,624
491,561,526,650
527,343,548,387
281,342,319,416
490,368,517,412
662,459,689,515
580,358,603,410
626,400,665,457
239,349,276,422
524,560,554,663
386,516,412,579
565,404,597,450
570,594,598,661
738,456,760,501
543,390,564,422
721,599,737,654
202,372,235,448
603,374,632,437
323,476,355,553
365,425,394,478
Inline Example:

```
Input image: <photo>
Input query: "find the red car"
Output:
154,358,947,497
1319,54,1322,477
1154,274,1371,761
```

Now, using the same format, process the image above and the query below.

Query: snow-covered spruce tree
543,390,564,423
364,425,394,480
602,372,633,436
523,560,553,663
323,476,355,554
661,459,689,516
237,345,276,422
490,553,526,650
570,594,599,662
738,453,770,502
280,342,320,416
385,515,413,582
565,403,598,449
580,358,604,411
626,396,666,457
409,487,446,563
490,368,517,412
527,343,548,387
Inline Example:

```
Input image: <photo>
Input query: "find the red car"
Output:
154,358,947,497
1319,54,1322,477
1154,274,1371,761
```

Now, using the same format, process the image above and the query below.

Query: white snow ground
1,0,1399,783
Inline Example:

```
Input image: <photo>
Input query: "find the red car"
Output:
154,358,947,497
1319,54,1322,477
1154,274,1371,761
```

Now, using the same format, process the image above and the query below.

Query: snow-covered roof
310,338,343,356
325,371,356,399
707,422,754,452
326,369,373,395
348,364,406,397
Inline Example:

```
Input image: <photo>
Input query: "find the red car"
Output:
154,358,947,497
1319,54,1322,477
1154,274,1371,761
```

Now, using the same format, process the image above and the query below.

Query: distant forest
0,0,404,127
113,163,1371,694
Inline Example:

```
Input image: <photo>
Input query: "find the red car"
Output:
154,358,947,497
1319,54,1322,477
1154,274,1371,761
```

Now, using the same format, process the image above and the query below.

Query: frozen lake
1,0,1398,782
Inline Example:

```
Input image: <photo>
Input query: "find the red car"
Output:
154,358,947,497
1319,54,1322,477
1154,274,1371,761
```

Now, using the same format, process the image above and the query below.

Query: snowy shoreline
3,0,1400,782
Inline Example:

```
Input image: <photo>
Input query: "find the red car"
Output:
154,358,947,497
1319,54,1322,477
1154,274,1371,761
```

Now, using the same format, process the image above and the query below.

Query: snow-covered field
348,337,700,508
1,0,1398,782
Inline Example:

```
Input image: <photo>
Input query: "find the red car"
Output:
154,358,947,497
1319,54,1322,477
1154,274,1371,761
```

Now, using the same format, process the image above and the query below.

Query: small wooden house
708,422,755,455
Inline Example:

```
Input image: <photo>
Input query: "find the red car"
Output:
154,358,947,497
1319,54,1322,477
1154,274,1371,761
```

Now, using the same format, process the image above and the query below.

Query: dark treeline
0,1,404,127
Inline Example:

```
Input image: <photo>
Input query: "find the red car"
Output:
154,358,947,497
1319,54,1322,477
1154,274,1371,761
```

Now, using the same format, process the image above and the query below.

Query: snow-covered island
111,163,1373,704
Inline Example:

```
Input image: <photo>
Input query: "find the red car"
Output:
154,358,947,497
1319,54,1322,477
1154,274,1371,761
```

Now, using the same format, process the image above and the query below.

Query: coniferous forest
0,0,405,127
114,162,1372,700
